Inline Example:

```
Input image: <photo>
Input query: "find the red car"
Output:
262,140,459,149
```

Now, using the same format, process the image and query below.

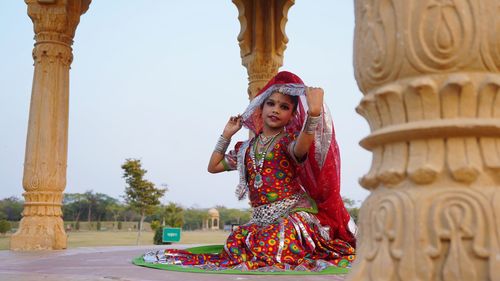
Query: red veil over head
240,71,356,247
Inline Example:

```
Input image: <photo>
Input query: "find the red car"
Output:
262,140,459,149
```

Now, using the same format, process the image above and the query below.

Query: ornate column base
351,0,500,279
348,186,499,281
10,216,66,250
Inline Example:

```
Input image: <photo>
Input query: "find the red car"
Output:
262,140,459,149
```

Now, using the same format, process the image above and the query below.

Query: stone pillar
10,0,91,251
349,1,500,280
232,0,294,99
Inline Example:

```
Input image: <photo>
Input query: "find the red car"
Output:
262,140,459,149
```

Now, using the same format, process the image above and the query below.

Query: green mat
132,245,349,275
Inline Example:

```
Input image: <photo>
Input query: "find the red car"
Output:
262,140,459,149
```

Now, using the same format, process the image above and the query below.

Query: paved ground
0,245,347,281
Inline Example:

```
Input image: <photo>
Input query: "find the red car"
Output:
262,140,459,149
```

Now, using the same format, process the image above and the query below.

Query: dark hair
260,93,299,112
290,95,299,112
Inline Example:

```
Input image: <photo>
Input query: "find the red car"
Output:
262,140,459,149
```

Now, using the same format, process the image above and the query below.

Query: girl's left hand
306,87,324,116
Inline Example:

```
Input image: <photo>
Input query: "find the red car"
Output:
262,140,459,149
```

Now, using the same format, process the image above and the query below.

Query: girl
144,71,355,271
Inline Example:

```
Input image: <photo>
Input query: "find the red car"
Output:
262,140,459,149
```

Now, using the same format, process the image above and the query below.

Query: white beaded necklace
250,132,281,189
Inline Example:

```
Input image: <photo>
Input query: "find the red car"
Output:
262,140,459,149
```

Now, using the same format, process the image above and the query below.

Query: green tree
121,206,140,222
216,205,251,229
343,197,360,223
121,159,166,245
63,193,87,223
182,208,207,230
0,219,11,235
163,202,184,227
106,202,125,230
150,220,161,231
95,193,120,221
0,197,24,221
83,190,99,229
146,204,164,222
63,192,120,224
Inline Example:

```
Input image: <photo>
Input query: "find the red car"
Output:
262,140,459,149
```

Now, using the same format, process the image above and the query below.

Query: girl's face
261,92,294,131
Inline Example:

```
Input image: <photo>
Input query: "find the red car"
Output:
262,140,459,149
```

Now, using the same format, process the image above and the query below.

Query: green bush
153,227,162,244
153,226,171,245
117,221,122,230
0,220,11,235
96,221,101,231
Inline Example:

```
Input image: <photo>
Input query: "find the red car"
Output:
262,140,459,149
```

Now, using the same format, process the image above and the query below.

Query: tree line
0,192,253,230
0,159,361,237
0,192,360,234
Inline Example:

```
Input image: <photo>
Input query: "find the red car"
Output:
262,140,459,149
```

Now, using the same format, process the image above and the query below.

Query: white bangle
214,135,230,154
303,114,321,134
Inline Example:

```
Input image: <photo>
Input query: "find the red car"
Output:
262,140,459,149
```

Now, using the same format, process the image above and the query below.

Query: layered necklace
250,131,282,189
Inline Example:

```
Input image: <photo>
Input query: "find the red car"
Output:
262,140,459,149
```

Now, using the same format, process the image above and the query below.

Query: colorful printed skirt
143,210,355,272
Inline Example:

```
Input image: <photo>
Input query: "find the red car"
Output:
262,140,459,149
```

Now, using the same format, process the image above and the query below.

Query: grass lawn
0,230,229,250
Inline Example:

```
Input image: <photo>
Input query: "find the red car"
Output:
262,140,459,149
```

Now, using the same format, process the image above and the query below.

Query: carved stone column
349,1,500,280
232,0,294,99
10,0,91,251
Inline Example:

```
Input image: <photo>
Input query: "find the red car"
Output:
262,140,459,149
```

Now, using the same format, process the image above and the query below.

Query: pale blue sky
0,1,370,208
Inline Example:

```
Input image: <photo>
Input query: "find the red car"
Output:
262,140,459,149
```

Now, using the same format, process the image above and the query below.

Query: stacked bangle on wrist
303,113,321,134
214,135,230,154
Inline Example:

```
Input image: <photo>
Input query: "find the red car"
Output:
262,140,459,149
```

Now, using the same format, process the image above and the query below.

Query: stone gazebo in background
10,0,499,280
202,208,220,231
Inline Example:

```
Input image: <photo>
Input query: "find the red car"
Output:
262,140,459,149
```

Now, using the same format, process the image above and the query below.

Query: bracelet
214,135,231,154
303,113,321,134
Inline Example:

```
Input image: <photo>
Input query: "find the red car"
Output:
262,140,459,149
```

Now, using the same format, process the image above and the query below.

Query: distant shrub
0,220,11,235
153,226,171,245
97,221,101,231
117,221,122,230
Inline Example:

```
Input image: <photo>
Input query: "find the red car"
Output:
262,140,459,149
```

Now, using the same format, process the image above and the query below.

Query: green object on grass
132,244,349,275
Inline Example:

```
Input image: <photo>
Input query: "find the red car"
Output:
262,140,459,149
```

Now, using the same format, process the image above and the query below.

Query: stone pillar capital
25,0,90,45
233,0,294,99
25,0,91,68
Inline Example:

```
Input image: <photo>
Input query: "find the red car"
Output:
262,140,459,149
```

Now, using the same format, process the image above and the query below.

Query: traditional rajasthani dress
143,71,356,272
143,133,355,271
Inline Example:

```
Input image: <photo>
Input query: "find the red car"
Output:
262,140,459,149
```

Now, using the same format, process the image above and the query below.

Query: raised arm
293,87,324,160
207,115,242,173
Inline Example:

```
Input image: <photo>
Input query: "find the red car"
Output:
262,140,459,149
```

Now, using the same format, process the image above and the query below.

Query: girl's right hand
222,115,242,139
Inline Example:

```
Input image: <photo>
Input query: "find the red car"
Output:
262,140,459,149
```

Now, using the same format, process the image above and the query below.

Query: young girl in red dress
144,71,356,272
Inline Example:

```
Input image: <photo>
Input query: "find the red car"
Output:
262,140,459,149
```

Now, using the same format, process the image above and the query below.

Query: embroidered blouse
223,133,307,207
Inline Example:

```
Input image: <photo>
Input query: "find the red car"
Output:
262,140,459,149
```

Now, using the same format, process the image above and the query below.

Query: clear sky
0,1,371,209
